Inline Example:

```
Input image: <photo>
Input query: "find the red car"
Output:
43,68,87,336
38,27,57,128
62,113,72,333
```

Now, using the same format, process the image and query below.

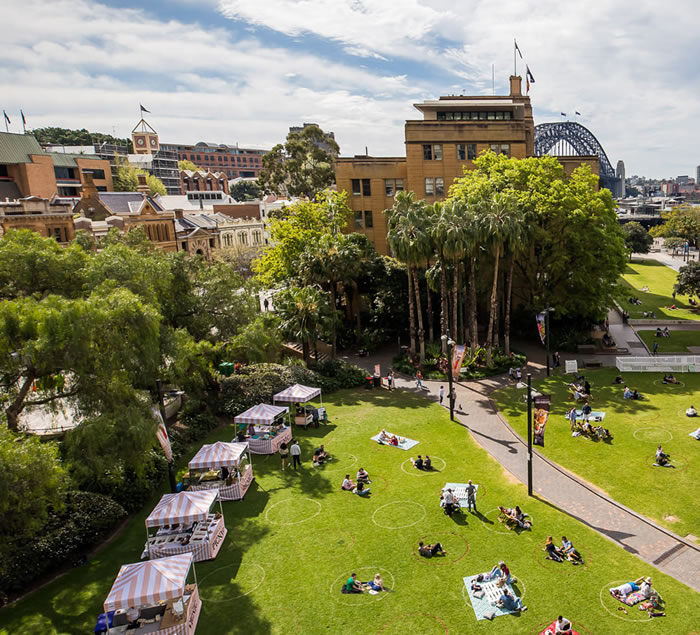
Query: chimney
81,172,98,200
136,173,149,193
509,75,522,97
174,208,184,220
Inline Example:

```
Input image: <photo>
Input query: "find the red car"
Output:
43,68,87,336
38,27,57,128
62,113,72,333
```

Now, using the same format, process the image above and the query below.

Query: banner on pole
533,395,551,447
536,312,546,345
152,405,173,462
451,344,468,377
374,364,381,376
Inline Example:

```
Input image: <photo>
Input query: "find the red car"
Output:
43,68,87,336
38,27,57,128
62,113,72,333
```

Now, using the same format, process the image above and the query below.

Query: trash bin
365,376,373,389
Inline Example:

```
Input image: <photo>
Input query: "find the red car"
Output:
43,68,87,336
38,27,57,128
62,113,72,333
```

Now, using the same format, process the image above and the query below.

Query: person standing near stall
290,439,302,470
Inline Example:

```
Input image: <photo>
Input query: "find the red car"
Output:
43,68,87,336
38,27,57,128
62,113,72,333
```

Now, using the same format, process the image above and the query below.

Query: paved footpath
348,351,700,592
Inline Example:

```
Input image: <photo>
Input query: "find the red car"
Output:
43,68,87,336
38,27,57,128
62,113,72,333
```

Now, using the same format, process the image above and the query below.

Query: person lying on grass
561,536,584,564
497,588,526,612
623,386,643,400
610,576,653,600
594,425,611,440
544,536,564,562
341,474,355,491
410,455,424,469
379,429,390,443
418,541,447,557
499,505,531,530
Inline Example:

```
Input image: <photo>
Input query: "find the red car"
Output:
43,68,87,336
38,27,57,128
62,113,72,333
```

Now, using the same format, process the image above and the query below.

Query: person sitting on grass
423,455,432,470
353,481,370,496
441,489,458,516
623,386,643,400
410,455,424,469
345,573,363,594
418,541,447,557
313,445,329,466
662,373,678,384
655,327,663,337
686,405,697,417
489,560,513,583
594,425,611,440
654,445,672,467
497,588,526,612
613,375,624,384
555,616,573,635
544,536,564,562
663,326,670,337
389,435,400,446
561,536,584,565
357,467,371,484
341,474,355,491
365,573,384,592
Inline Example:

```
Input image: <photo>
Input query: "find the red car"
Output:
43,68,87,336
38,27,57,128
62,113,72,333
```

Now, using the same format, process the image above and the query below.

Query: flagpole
513,39,516,75
492,64,495,95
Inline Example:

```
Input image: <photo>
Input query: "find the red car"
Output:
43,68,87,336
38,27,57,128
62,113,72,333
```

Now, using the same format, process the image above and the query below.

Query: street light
156,379,179,493
441,333,456,421
543,307,555,377
526,373,533,496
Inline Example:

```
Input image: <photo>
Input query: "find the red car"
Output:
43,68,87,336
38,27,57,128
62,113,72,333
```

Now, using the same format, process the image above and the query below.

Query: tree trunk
352,281,362,337
452,261,459,342
440,258,448,352
461,288,468,344
505,254,515,356
5,373,35,432
469,252,478,354
426,285,434,343
330,284,337,359
302,340,310,365
344,288,353,322
486,244,501,366
493,257,501,349
407,267,416,353
412,266,426,363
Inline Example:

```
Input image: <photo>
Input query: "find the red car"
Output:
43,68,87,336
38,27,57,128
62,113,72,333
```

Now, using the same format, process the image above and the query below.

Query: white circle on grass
372,501,426,529
599,581,653,623
330,566,395,604
633,427,673,442
265,498,321,525
400,456,447,475
652,379,685,388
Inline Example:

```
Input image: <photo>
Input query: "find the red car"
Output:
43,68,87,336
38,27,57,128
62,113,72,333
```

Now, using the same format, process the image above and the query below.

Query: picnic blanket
441,482,478,507
689,428,700,440
566,410,606,422
538,620,582,635
370,433,419,450
609,588,646,606
462,575,520,620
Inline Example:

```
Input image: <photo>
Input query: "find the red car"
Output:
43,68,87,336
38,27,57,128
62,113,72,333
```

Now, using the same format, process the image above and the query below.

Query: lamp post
156,379,178,493
526,372,533,496
441,333,456,421
543,307,555,377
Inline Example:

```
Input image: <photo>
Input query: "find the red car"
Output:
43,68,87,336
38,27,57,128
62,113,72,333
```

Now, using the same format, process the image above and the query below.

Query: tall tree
230,180,263,201
113,160,166,196
259,125,339,199
622,221,653,260
275,286,332,364
674,261,700,299
650,205,700,246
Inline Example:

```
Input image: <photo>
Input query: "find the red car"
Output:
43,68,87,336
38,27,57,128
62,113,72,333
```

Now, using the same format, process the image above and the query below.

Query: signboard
452,344,468,377
536,312,546,345
565,360,578,375
533,395,551,447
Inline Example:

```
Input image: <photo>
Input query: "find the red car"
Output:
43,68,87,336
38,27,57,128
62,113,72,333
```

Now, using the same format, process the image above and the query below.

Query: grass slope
620,259,698,321
637,329,700,353
493,369,700,539
1,389,699,635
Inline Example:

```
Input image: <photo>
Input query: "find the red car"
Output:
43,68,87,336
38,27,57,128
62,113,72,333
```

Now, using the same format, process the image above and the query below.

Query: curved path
351,352,700,592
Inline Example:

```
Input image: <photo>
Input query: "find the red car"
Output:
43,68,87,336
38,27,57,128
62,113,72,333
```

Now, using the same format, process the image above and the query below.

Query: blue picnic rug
463,575,520,620
370,433,419,450
565,410,606,422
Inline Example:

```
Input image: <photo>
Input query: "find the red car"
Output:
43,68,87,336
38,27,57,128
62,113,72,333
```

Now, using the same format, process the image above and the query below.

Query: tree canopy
674,260,700,299
113,161,166,196
31,127,132,152
621,221,653,258
178,159,205,172
230,179,262,201
259,125,339,199
650,205,700,246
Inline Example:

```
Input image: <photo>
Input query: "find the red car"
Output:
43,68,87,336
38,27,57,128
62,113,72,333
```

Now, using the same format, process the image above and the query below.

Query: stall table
187,442,254,501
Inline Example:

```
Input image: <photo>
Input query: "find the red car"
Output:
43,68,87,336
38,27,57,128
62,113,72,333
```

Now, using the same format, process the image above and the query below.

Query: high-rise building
615,160,626,198
160,142,266,180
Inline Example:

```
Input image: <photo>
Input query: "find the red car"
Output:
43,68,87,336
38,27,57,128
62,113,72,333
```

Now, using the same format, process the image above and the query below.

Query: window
238,232,248,245
423,144,432,160
490,144,499,154
51,227,62,241
457,144,466,161
351,179,361,195
425,178,444,197
425,178,434,196
362,178,371,196
467,143,477,160
489,144,510,157
181,242,187,250
354,210,363,228
209,238,215,247
82,169,105,180
252,230,262,244
423,144,442,161
54,166,75,180
364,210,373,228
384,179,404,196
395,179,404,192
435,177,444,196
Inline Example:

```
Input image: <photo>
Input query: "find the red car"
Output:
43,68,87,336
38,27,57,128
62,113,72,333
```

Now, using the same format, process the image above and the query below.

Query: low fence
616,356,700,372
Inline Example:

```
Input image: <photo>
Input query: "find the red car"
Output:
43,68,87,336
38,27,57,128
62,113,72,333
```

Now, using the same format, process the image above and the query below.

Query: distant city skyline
2,0,700,178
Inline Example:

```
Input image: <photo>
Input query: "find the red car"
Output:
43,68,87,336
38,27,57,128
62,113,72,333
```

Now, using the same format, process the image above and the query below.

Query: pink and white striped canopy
145,490,218,528
273,384,321,403
189,441,248,470
104,553,193,612
234,402,288,425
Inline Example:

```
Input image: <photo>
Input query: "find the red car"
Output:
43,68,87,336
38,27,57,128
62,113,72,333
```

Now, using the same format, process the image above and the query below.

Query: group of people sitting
642,310,657,318
544,535,584,565
341,468,372,495
567,405,610,440
343,572,384,594
498,505,532,530
623,385,644,400
629,296,643,306
609,576,665,617
470,562,527,612
378,429,401,446
410,454,432,470
312,445,329,466
655,327,671,337
602,331,616,347
654,445,673,467
568,378,592,401
662,373,679,384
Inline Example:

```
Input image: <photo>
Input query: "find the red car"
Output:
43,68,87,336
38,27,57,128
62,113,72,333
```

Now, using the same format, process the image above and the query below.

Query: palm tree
440,200,470,344
276,285,331,364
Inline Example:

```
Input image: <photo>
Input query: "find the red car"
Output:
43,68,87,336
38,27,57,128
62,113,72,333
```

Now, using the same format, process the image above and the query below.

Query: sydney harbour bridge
534,122,624,197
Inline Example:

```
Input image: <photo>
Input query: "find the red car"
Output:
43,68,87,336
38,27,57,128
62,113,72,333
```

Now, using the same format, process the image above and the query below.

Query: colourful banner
451,344,468,377
533,395,551,447
152,405,173,463
374,364,381,376
536,312,546,345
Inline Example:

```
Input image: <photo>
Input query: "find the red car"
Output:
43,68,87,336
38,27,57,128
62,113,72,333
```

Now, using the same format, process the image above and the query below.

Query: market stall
99,553,200,635
144,490,226,563
186,441,253,501
234,403,291,455
273,384,324,428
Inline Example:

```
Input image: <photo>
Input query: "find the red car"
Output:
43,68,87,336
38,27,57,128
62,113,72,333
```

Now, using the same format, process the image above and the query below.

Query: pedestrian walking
439,385,445,405
387,371,393,391
604,317,610,332
279,442,289,471
290,439,301,469
416,370,424,389
652,341,658,356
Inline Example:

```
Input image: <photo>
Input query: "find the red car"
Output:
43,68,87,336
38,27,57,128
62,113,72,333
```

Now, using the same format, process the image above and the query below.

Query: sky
2,0,699,179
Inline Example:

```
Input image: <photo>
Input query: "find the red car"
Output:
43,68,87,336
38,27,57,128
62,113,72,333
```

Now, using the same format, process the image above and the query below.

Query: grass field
637,329,700,353
1,389,698,635
493,368,700,540
620,260,698,321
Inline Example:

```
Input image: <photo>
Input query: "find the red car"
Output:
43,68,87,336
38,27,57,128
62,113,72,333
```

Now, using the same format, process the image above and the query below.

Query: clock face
136,137,145,146
149,137,158,147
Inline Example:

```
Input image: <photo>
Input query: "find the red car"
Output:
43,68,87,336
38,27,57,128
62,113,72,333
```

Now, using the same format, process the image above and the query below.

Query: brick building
161,142,266,179
179,169,228,195
0,196,75,243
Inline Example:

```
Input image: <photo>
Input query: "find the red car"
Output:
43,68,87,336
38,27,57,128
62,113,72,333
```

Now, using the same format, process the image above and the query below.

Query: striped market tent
145,490,218,528
234,403,288,425
189,441,248,470
104,553,193,611
273,384,321,404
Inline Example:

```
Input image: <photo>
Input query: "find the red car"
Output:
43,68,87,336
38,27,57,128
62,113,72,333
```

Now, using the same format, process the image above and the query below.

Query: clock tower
131,117,159,155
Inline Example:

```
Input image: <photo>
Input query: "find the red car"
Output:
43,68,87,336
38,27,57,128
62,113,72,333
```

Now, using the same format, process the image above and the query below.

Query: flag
526,65,535,93
20,110,26,125
151,405,173,462
575,111,581,116
560,112,567,117
451,344,468,377
140,104,151,114
514,39,523,59
3,110,10,124
536,312,546,345
533,395,551,447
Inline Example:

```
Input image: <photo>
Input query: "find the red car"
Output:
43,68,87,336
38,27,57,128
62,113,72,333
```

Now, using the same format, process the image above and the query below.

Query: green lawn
493,368,700,540
620,259,698,321
1,389,699,635
637,329,700,353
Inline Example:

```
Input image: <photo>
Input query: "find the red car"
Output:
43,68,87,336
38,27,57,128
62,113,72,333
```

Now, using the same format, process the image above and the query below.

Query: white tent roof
145,490,218,528
189,441,248,470
234,403,288,425
104,553,193,612
273,384,321,403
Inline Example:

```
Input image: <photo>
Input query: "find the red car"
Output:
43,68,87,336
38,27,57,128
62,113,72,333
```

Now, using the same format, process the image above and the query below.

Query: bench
583,361,602,368
576,344,596,354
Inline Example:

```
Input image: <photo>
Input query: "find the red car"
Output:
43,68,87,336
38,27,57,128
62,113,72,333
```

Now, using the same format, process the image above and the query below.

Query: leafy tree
664,237,686,252
178,159,205,172
674,261,700,299
621,221,653,259
253,190,349,286
31,127,132,152
650,205,700,246
229,314,283,363
275,285,332,364
259,125,339,199
230,180,262,201
72,229,98,252
113,160,166,196
0,427,66,536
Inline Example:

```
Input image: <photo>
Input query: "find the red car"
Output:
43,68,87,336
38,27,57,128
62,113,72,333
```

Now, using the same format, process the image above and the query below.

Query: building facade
335,76,535,255
179,169,228,195
0,196,75,243
130,119,180,195
160,142,266,180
